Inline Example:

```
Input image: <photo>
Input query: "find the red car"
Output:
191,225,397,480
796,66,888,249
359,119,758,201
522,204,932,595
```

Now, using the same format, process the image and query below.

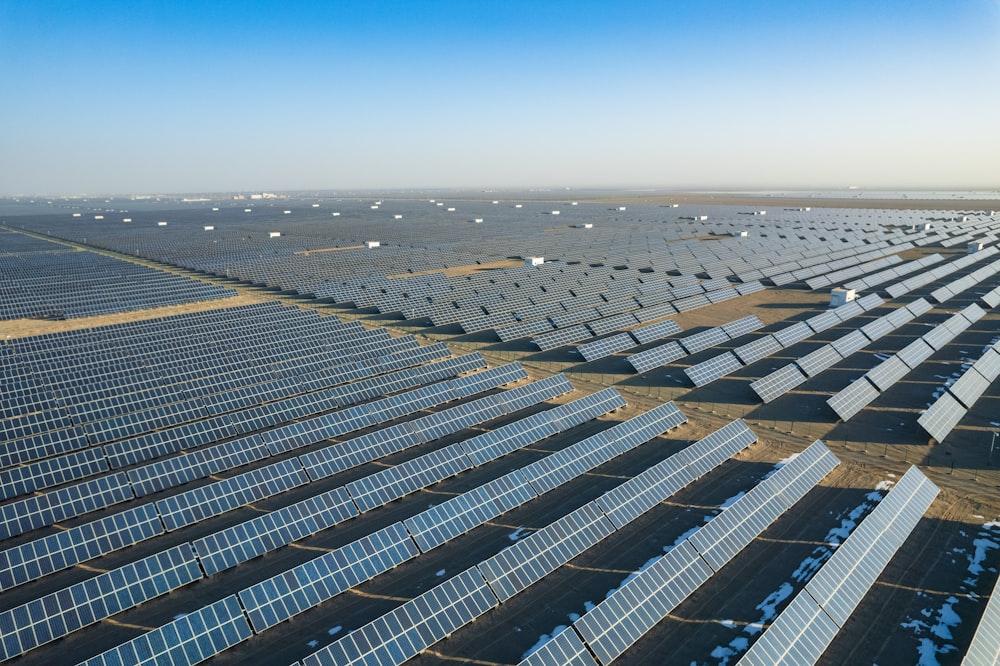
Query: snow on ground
508,527,530,541
900,519,1000,664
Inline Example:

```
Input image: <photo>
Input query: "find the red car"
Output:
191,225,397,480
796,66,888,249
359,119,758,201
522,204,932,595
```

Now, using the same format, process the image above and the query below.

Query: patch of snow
307,640,319,648
328,626,342,636
508,527,530,541
522,625,568,659
568,612,580,622
718,491,745,509
718,619,737,629
435,569,446,577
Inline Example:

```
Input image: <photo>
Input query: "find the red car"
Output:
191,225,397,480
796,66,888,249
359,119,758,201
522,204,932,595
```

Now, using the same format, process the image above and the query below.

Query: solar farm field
1,194,999,666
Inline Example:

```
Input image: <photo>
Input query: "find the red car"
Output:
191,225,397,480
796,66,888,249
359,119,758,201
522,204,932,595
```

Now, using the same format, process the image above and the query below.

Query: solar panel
300,566,498,666
403,470,536,552
804,310,839,334
518,626,598,666
963,571,1000,665
735,589,840,666
905,298,933,318
627,341,686,373
795,344,843,378
961,302,987,324
630,319,682,345
949,368,991,409
156,459,309,531
855,293,885,311
827,378,880,422
587,312,640,337
804,467,938,627
883,305,916,328
732,335,782,365
0,447,108,501
685,352,744,386
917,392,967,443
0,544,202,660
596,419,756,529
679,327,729,355
450,363,527,397
897,338,936,369
477,501,615,602
573,540,712,665
78,595,253,666
830,330,870,359
859,316,894,342
494,373,574,413
922,323,958,351
0,504,163,592
750,364,809,403
865,356,910,392
721,315,764,340
578,332,637,362
192,486,359,576
0,473,134,541
771,321,813,348
831,300,864,322
238,522,418,633
532,324,594,351
973,348,1000,382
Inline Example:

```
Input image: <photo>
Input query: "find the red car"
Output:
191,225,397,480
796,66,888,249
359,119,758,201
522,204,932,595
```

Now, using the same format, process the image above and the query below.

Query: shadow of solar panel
751,364,809,403
193,486,359,576
897,338,936,369
301,566,498,666
795,344,843,378
627,341,686,373
78,595,252,666
827,378,880,422
238,523,418,633
803,467,938,627
478,501,615,602
685,352,744,387
918,393,967,442
630,319,682,345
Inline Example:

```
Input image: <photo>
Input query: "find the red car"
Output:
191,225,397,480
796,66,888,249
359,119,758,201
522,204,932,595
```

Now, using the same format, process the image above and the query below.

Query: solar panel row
738,467,938,665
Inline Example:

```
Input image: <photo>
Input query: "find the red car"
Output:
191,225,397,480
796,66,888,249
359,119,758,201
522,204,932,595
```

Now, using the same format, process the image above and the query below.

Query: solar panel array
0,230,237,320
627,315,762,373
918,339,1000,442
738,467,939,665
963,569,1000,665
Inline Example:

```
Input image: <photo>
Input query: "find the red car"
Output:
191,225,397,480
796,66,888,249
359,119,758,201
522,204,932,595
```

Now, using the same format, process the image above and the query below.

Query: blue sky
1,1,998,194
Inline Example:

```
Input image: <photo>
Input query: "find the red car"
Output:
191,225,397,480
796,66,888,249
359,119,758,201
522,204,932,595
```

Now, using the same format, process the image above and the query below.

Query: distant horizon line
5,185,1000,199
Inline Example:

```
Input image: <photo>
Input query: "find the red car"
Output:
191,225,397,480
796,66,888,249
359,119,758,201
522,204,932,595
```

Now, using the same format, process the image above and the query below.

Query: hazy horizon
2,1,999,195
